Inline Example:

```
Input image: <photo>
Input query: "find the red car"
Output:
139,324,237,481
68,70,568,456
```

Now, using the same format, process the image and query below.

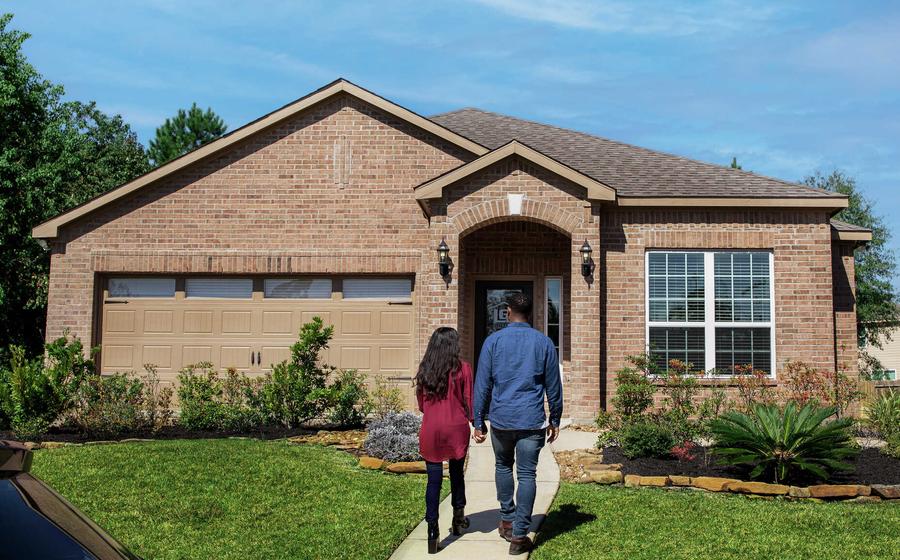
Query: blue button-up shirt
473,322,563,431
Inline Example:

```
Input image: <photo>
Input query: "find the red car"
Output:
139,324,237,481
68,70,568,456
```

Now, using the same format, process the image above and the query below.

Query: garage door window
343,278,412,300
186,278,253,299
264,278,332,299
108,278,175,298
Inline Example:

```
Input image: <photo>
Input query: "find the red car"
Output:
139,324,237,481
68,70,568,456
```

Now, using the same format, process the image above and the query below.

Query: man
473,292,563,556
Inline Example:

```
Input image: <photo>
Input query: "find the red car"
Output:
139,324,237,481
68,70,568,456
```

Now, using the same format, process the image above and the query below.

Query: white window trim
644,250,776,378
545,276,563,364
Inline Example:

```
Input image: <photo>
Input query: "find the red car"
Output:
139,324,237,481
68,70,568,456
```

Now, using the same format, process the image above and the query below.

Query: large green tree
148,103,227,166
0,13,149,356
804,170,900,377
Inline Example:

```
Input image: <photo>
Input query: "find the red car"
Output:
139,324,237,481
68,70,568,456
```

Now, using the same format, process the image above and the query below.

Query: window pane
647,252,704,324
343,278,412,299
714,252,771,325
264,278,332,299
186,278,252,298
108,278,175,298
714,327,771,374
648,327,705,373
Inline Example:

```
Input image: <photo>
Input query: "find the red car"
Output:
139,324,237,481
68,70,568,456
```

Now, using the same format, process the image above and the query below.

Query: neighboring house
863,329,900,380
32,79,871,423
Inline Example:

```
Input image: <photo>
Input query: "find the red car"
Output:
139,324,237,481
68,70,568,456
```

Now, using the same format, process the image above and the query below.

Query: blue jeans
425,459,466,523
490,428,546,538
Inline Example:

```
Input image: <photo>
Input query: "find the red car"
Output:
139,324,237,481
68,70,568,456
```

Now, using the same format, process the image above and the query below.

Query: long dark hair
416,327,461,399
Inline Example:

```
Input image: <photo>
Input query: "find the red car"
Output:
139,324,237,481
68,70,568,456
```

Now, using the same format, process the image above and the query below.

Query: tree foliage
0,14,149,356
148,102,227,166
804,171,900,376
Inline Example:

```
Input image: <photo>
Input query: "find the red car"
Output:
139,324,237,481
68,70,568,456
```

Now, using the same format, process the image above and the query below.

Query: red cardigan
417,361,473,463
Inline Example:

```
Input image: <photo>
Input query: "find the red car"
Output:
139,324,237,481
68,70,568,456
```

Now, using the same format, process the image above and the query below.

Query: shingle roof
830,219,872,233
431,108,844,200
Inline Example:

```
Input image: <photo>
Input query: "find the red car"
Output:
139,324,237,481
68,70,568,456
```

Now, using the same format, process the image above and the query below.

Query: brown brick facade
44,94,860,423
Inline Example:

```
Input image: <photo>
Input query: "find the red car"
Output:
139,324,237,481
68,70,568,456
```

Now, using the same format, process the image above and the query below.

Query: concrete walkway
389,429,597,560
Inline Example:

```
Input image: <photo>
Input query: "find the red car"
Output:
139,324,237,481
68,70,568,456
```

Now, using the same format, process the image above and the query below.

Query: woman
416,327,473,554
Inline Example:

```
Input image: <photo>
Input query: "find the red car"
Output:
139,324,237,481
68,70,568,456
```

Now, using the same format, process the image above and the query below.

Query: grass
532,484,900,560
32,439,431,560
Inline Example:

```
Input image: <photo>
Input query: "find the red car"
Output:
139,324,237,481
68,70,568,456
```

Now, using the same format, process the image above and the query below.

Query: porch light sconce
437,237,451,277
580,240,593,276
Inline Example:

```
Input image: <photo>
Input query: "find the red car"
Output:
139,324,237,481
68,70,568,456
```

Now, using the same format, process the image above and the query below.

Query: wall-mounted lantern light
438,238,451,277
580,239,593,276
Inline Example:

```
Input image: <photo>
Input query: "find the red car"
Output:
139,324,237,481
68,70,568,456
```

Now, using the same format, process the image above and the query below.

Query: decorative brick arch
452,198,583,238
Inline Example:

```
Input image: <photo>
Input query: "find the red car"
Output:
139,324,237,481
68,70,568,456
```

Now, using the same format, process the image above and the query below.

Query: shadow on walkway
533,504,597,549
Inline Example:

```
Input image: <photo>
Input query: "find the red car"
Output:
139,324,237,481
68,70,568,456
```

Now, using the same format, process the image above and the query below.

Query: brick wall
601,208,842,408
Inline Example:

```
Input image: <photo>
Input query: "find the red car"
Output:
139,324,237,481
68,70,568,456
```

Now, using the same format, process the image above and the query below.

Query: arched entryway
457,219,571,370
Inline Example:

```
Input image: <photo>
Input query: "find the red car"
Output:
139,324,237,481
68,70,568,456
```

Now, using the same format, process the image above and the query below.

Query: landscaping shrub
370,378,405,419
865,390,900,459
256,317,338,427
0,334,94,439
619,422,676,459
710,402,856,484
364,411,421,462
781,360,862,418
327,369,372,427
69,365,173,438
176,364,261,431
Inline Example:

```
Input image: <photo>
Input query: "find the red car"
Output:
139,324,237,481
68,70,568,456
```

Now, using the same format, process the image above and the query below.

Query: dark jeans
490,428,546,538
425,458,466,523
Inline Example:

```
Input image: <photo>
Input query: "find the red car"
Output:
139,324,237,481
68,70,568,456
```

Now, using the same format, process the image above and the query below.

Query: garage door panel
379,347,411,372
184,311,213,334
340,346,372,371
105,310,135,333
302,311,332,326
103,345,134,370
144,310,174,333
221,346,251,369
381,311,411,335
183,346,213,366
341,312,372,334
222,311,252,334
142,345,172,369
262,346,291,369
262,311,293,334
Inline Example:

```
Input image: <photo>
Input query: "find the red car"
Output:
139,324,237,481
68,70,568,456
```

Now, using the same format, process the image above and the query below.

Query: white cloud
793,16,900,85
468,0,781,36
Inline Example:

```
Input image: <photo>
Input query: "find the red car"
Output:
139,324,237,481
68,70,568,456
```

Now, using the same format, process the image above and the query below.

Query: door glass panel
343,278,411,299
108,278,175,298
546,278,562,359
485,288,522,337
185,278,252,299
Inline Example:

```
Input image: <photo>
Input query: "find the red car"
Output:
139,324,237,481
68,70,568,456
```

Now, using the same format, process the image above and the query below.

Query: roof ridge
433,107,841,198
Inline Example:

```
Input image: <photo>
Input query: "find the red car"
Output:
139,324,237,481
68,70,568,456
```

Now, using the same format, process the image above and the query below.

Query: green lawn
532,484,900,560
32,439,429,560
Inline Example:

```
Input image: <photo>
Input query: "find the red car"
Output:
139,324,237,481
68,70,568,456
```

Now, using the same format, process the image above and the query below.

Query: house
32,79,871,423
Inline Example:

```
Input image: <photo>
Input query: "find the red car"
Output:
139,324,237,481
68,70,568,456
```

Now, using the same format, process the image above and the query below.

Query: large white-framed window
645,250,775,376
545,277,563,362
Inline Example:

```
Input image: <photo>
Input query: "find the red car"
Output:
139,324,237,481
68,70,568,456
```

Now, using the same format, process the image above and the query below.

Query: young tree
148,103,227,166
730,157,742,169
804,170,900,377
0,13,149,356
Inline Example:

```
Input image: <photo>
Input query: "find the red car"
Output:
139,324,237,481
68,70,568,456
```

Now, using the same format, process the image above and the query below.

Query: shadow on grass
534,503,597,549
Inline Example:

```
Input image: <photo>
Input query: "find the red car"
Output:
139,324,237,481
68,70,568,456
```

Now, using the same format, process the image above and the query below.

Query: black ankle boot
451,508,470,536
427,520,441,554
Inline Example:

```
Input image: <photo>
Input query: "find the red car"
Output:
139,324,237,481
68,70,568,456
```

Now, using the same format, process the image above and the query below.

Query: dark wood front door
473,280,534,370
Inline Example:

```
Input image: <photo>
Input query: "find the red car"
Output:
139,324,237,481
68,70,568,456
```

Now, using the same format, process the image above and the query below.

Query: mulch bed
603,446,900,486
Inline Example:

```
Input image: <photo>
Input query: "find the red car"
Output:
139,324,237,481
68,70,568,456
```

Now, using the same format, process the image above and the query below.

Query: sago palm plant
710,402,856,484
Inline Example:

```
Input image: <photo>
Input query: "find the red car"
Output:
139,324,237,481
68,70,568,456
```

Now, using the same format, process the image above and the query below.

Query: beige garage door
99,276,417,405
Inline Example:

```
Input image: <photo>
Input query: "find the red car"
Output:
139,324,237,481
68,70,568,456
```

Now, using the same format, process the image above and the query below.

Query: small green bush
370,378,405,420
865,390,900,442
883,432,900,459
620,422,676,459
0,334,94,439
69,365,173,438
176,364,261,431
711,402,856,483
327,369,372,427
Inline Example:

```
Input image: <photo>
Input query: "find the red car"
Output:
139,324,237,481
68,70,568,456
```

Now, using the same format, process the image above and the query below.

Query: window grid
646,251,775,377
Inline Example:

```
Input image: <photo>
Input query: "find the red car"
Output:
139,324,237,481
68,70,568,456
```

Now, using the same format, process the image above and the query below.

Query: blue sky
7,0,900,262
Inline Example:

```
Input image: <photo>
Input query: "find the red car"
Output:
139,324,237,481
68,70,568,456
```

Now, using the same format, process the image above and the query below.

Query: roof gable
33,79,488,239
415,140,616,205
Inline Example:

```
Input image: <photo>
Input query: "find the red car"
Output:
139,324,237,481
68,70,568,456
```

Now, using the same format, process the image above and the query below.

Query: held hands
473,428,487,444
547,425,559,444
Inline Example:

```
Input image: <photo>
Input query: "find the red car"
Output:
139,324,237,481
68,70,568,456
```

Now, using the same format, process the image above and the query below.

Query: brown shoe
498,520,513,542
509,536,533,556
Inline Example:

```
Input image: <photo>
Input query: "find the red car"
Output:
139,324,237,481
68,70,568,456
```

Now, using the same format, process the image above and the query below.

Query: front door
473,280,534,370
